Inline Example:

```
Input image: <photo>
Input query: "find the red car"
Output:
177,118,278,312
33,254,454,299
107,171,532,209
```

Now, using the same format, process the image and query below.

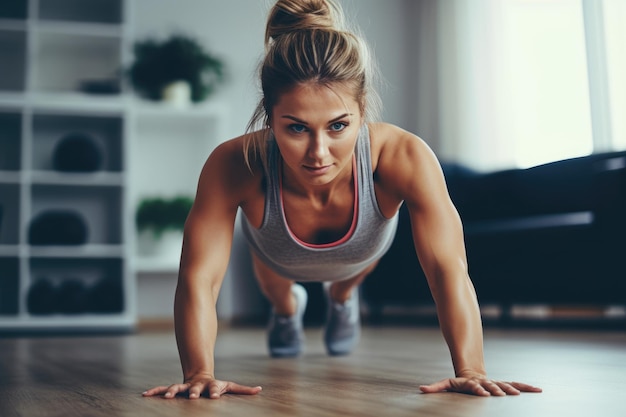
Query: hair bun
266,0,344,42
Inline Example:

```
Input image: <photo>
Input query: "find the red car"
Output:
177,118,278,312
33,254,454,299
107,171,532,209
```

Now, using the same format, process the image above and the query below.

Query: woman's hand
419,375,542,397
143,375,262,400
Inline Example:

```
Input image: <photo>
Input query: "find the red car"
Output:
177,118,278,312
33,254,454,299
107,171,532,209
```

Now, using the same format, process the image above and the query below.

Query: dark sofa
362,151,626,320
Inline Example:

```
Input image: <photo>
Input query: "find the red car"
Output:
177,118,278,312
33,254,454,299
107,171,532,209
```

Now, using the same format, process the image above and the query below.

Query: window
434,0,626,170
502,0,626,168
500,0,593,168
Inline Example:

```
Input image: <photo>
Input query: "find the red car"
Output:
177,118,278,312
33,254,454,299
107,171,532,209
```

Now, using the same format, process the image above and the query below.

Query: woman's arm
143,140,262,400
374,124,541,396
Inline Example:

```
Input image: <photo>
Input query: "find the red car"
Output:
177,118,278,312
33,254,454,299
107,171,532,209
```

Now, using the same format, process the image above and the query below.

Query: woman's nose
308,132,330,159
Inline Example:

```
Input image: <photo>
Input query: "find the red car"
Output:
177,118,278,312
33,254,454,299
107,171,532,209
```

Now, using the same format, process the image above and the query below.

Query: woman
143,0,542,400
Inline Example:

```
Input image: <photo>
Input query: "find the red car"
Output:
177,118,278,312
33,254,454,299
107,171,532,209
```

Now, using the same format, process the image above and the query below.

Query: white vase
161,80,191,108
137,229,183,264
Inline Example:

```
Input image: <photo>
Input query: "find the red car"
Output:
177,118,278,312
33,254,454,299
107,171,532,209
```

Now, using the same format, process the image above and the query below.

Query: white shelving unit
0,0,135,332
0,0,232,325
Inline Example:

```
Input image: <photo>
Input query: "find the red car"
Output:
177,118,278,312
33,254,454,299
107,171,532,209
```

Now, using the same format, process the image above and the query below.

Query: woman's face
270,82,363,188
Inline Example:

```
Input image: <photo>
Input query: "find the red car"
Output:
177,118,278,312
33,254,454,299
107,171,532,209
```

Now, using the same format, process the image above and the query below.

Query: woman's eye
330,122,347,132
289,124,307,134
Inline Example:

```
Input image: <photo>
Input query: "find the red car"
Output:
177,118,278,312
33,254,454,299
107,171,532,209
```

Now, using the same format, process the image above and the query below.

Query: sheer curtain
418,0,626,172
604,0,626,150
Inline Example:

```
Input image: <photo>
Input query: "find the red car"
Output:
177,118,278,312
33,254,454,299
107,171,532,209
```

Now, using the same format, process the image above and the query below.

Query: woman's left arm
375,124,542,396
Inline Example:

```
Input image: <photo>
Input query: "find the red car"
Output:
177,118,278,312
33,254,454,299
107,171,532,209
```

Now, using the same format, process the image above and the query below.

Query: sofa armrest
464,211,594,236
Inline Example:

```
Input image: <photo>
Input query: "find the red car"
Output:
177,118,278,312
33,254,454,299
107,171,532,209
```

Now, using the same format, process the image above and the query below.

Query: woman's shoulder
207,133,265,174
367,122,435,171
198,133,265,199
368,122,445,201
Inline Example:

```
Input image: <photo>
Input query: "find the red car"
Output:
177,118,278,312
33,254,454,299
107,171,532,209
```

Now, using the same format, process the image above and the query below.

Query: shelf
0,315,135,331
134,257,180,274
0,94,25,109
28,244,125,258
132,99,229,119
0,19,27,31
0,172,21,184
0,92,130,113
0,245,20,256
35,21,123,38
31,93,129,113
29,171,124,186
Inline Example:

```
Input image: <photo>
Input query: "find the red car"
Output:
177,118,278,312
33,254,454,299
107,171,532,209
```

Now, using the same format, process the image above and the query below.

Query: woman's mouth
303,164,332,175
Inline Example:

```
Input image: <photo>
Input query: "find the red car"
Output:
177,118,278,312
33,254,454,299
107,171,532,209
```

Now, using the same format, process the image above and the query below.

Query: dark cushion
28,210,89,245
27,279,58,315
53,133,103,172
56,279,90,314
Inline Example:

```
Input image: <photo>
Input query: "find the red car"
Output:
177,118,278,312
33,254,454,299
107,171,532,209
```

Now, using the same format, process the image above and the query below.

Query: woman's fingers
464,378,491,396
143,380,262,400
509,381,543,393
420,377,542,397
224,382,263,396
495,381,521,396
481,380,506,396
419,379,453,393
210,381,263,399
163,383,191,399
188,381,207,399
142,386,170,397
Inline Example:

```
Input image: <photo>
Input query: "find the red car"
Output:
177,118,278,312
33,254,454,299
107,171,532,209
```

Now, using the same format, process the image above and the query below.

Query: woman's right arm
143,140,263,400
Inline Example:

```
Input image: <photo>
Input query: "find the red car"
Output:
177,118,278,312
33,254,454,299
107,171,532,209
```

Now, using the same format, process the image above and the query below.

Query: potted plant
127,34,226,106
135,196,194,259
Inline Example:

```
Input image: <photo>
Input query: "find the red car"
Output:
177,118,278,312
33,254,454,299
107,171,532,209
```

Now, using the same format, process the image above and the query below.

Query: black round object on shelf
28,210,89,245
27,279,58,315
89,279,124,313
56,279,89,314
52,132,104,172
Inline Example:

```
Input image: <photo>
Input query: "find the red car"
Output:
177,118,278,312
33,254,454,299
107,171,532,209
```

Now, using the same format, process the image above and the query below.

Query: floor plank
1,325,625,416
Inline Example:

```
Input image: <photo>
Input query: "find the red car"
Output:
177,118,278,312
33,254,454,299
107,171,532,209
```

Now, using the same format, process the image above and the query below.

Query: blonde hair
244,0,382,169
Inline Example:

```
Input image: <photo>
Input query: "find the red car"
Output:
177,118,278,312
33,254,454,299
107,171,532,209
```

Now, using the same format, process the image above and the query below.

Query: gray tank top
241,124,399,282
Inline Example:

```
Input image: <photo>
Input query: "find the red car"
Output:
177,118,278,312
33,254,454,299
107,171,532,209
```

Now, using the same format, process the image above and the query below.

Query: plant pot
137,229,183,264
161,80,191,108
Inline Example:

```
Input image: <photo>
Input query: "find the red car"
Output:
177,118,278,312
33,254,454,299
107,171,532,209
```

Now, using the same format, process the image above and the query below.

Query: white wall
130,0,267,141
130,0,420,320
130,0,417,139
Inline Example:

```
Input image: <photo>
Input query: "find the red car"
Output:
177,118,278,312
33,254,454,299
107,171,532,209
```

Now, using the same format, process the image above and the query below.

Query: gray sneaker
324,285,361,356
268,283,308,358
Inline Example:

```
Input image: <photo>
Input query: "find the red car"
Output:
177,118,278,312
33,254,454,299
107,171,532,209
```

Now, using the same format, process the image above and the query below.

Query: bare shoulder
368,122,447,207
195,133,264,208
369,122,435,164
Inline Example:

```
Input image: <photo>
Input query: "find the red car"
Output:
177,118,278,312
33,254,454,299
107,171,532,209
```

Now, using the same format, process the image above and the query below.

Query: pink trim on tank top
279,157,359,249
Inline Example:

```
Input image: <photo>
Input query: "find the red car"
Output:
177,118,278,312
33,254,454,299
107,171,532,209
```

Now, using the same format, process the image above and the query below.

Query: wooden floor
1,324,625,417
